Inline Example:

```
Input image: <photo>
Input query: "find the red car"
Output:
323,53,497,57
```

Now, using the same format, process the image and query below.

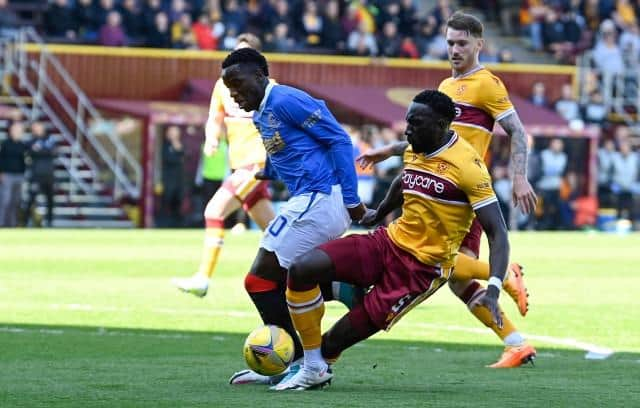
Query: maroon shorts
221,164,271,211
460,217,483,258
318,228,450,331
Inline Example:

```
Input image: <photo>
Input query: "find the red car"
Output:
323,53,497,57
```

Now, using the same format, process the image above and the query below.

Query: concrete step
36,206,126,217
51,219,135,228
34,194,114,205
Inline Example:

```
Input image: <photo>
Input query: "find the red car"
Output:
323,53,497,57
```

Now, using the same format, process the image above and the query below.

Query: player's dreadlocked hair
221,48,269,77
413,90,456,124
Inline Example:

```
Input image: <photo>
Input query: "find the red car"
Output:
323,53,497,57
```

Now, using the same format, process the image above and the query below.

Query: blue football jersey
253,83,360,207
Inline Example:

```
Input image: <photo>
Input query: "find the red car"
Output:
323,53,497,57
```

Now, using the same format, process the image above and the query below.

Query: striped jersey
438,66,515,157
387,133,497,268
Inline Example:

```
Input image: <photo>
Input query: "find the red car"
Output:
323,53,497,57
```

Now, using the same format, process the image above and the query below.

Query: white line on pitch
1,303,617,359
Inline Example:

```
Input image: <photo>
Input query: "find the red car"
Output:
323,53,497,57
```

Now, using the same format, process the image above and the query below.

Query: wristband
488,276,502,290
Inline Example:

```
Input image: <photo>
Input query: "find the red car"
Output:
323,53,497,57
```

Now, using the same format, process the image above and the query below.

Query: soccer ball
243,325,294,376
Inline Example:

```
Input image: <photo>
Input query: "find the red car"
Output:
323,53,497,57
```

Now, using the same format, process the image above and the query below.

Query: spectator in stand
161,125,185,227
168,0,189,24
24,122,56,228
498,0,521,36
95,0,116,32
171,12,197,49
266,22,296,52
559,171,580,229
141,0,164,37
555,83,582,122
423,23,448,60
620,22,640,63
399,36,420,58
398,0,418,37
99,10,127,46
0,0,21,36
347,21,378,56
520,0,548,52
222,0,247,36
321,0,346,52
430,0,453,27
147,11,172,48
537,138,567,230
592,19,625,77
611,140,638,220
119,0,144,42
0,121,28,227
498,47,515,62
269,0,291,32
244,0,270,35
480,41,500,62
414,16,438,56
45,0,77,41
613,0,637,29
73,0,101,42
530,81,548,108
597,138,617,207
582,90,609,125
300,1,323,48
376,2,400,30
378,21,402,57
192,13,218,50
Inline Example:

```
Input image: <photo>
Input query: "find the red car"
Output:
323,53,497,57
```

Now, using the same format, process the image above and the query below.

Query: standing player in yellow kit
171,34,275,297
358,12,537,368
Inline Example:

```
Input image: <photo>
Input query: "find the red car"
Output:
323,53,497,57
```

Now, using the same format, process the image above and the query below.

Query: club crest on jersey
436,161,449,174
267,112,281,129
456,85,466,96
263,131,286,154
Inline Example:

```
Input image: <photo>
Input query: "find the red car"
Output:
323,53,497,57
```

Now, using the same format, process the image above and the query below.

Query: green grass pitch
1,230,639,407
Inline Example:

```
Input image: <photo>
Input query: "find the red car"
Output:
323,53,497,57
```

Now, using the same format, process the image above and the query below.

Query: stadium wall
25,45,575,101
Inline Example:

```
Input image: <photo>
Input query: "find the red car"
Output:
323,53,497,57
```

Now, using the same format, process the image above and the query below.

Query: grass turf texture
1,230,639,407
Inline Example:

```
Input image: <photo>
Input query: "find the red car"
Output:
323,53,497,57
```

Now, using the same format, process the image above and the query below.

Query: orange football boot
488,343,537,368
503,263,529,317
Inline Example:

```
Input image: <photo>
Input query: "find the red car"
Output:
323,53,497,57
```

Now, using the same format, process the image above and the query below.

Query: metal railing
0,28,141,200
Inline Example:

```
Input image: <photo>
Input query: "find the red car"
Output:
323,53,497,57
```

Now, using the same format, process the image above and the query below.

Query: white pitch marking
413,322,614,360
1,304,617,358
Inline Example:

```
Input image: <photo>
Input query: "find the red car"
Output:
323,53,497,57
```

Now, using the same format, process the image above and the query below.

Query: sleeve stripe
495,108,515,121
471,196,498,210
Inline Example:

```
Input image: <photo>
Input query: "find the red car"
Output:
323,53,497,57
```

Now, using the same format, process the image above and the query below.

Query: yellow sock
286,286,324,349
470,303,517,341
197,219,225,278
453,252,490,281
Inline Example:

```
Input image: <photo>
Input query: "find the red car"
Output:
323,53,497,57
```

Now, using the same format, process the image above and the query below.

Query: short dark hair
446,11,483,38
221,48,269,76
413,90,456,123
236,33,262,51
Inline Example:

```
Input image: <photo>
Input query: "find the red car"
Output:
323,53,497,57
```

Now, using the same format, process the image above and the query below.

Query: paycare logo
402,170,445,194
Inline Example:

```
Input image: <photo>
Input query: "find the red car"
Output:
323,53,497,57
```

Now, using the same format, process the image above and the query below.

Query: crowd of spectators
475,0,640,67
0,0,512,60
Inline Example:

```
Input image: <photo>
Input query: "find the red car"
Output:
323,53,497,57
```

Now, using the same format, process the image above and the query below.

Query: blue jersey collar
258,81,276,114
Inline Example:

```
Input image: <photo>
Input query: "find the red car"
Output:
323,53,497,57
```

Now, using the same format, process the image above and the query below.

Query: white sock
504,332,525,346
303,348,325,368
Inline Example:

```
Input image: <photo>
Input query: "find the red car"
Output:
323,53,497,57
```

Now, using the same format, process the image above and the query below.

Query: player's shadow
2,323,638,408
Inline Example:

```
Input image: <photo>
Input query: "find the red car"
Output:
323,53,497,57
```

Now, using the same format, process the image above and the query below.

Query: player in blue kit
220,48,368,386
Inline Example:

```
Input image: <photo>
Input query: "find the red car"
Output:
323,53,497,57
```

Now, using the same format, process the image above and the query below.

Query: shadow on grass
1,323,639,408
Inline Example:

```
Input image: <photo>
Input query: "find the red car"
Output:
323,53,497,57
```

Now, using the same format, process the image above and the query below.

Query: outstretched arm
356,141,409,170
360,174,404,227
498,112,537,215
474,202,510,328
